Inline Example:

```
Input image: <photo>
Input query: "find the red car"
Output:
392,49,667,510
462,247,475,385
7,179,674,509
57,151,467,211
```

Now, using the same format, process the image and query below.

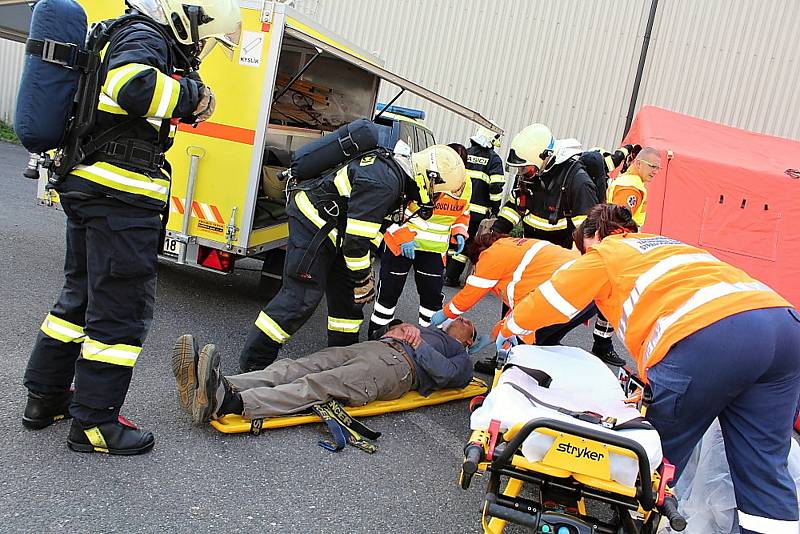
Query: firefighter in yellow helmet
492,123,598,249
236,140,462,373
369,145,468,334
22,0,241,455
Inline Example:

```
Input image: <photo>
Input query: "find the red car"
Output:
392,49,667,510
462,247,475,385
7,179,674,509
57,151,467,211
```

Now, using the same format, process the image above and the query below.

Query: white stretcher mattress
471,345,663,487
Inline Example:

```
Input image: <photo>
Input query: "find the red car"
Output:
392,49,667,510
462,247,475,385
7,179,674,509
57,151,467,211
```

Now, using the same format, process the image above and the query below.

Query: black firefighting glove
353,270,375,304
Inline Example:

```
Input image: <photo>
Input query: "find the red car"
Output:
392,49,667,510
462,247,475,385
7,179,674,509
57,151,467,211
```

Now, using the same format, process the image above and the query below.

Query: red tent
623,106,800,306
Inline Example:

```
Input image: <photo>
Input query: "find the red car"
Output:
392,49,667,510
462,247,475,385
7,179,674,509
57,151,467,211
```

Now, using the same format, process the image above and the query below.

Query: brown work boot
193,344,224,425
172,334,199,413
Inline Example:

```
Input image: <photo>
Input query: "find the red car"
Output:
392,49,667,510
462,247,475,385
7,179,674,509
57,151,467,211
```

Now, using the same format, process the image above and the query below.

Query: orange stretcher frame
210,377,488,434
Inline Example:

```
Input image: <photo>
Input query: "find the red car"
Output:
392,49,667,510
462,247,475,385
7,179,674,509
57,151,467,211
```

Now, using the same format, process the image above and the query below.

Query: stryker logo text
556,442,605,461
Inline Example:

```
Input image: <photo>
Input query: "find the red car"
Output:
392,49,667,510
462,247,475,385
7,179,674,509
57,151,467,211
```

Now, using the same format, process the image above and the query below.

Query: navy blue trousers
647,307,800,533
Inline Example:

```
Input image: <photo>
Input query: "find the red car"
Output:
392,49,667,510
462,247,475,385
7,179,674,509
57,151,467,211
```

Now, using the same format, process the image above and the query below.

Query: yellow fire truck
20,1,500,283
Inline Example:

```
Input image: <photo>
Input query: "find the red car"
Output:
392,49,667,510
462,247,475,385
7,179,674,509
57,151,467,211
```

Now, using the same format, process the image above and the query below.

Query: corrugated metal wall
295,0,650,153
295,0,800,151
0,39,24,124
0,0,798,149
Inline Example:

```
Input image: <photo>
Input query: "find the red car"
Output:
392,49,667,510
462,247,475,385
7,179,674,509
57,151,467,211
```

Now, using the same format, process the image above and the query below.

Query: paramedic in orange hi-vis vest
496,203,800,534
429,228,606,373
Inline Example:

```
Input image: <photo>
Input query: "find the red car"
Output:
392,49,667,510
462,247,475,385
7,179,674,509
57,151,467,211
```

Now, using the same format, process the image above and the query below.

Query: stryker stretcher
460,345,686,533
210,377,488,434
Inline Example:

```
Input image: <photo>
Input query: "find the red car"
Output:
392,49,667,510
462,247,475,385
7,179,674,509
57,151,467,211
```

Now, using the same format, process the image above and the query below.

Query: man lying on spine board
172,317,480,425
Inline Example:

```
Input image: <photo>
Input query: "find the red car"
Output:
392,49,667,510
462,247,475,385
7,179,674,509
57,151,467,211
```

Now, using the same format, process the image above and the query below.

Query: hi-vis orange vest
501,233,790,379
444,237,578,318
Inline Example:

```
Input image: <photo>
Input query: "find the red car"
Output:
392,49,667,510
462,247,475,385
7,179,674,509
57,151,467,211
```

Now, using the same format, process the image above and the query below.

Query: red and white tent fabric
623,106,800,307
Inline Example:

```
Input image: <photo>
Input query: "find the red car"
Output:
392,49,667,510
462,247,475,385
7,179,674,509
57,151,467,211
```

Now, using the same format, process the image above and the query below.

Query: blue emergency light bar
375,103,426,120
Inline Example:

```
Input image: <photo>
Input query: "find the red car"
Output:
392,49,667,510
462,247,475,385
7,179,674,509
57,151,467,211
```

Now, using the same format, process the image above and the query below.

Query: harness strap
502,364,553,388
311,404,348,451
294,199,339,279
322,399,381,440
507,382,653,431
26,38,98,71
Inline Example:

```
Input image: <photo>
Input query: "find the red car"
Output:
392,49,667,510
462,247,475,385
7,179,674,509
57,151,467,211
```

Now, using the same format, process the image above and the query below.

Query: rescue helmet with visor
126,0,242,60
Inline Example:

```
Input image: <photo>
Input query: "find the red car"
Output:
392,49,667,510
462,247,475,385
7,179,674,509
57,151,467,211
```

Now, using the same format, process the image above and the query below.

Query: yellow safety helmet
411,145,466,203
507,123,555,169
127,0,242,59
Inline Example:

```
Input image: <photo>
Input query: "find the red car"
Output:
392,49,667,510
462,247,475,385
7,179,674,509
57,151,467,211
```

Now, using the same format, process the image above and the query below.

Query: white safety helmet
127,0,242,59
507,123,555,170
470,126,502,149
551,138,584,165
411,145,466,202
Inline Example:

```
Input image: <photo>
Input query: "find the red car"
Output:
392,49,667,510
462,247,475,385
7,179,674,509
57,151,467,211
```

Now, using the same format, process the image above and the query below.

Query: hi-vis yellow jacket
607,172,648,227
500,233,790,380
395,178,472,254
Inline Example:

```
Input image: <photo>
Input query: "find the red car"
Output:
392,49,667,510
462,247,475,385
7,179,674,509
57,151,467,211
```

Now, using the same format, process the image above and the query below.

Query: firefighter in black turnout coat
444,127,505,286
239,144,467,373
22,0,241,455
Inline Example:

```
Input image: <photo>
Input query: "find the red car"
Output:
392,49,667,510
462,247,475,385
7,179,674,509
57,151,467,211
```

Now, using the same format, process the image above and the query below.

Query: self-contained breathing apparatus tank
15,0,190,184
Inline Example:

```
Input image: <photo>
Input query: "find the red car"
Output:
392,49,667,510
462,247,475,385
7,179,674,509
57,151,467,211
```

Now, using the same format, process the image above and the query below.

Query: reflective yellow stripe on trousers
255,311,291,344
40,313,85,344
81,338,141,367
328,316,362,333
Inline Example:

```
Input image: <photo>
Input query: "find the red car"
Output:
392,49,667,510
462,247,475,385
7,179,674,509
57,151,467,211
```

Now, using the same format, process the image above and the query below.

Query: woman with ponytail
497,203,800,533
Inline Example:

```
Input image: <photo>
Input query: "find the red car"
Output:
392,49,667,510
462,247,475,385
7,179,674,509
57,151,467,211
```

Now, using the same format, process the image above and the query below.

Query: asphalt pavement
0,141,631,533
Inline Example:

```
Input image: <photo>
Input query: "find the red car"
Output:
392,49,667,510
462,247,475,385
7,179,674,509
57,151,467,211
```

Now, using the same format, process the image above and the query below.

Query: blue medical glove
455,234,466,254
430,309,447,327
495,332,518,353
400,240,417,259
468,334,494,355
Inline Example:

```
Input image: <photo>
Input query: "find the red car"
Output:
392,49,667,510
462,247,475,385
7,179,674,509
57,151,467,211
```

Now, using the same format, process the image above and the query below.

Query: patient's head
445,316,477,349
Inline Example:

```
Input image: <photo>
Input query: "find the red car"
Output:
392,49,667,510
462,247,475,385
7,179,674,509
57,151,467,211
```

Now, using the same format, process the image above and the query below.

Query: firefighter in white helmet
369,145,469,334
22,0,241,455
443,126,505,287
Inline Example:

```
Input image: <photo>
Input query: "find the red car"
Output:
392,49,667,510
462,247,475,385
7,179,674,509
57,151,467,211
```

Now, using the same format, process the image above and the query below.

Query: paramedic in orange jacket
497,204,800,534
429,229,603,373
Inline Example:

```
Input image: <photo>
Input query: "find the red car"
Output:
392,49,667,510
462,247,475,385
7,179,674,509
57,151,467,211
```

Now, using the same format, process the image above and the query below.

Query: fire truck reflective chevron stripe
642,281,773,362
40,314,85,343
169,196,225,224
72,162,170,203
327,316,362,333
618,253,721,341
103,63,181,119
255,312,290,343
81,338,141,367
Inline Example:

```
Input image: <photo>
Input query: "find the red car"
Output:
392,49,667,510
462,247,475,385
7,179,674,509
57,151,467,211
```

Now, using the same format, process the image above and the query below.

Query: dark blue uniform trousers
647,307,800,533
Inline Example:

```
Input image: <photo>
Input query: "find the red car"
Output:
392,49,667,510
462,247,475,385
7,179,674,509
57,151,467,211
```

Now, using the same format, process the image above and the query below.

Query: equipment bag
14,0,89,154
288,118,380,182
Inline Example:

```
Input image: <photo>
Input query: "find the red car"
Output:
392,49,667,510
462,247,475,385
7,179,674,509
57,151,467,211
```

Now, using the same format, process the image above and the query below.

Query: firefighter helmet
507,123,555,169
127,0,241,57
412,145,466,202
470,126,502,149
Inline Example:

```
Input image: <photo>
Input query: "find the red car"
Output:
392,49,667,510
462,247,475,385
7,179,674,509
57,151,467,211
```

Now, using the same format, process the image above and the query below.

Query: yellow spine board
210,378,488,433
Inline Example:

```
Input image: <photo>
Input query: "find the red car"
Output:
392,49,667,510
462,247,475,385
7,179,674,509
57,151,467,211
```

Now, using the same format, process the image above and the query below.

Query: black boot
67,417,155,455
591,344,627,367
442,276,460,288
473,355,499,375
22,390,73,429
